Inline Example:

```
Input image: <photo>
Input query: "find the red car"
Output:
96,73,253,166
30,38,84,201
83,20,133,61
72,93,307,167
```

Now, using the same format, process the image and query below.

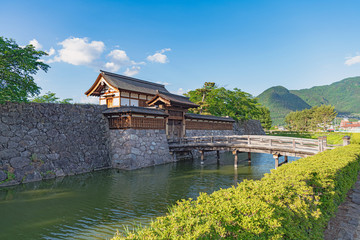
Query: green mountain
290,77,360,114
257,86,311,125
257,77,360,126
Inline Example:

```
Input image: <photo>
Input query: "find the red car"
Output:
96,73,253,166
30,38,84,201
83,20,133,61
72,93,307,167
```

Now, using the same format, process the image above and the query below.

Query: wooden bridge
168,135,351,168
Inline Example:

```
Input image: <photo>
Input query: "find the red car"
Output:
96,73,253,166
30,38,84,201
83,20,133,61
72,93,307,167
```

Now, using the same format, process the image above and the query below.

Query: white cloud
104,49,146,72
174,88,184,95
156,81,170,86
49,37,105,66
29,39,42,50
46,47,56,56
124,66,140,76
79,96,99,104
104,49,131,71
104,62,120,72
108,49,129,62
147,48,171,63
345,55,360,66
171,88,192,95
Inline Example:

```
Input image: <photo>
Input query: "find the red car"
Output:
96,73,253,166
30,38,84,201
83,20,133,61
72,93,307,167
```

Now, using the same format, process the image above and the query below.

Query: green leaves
31,91,73,104
0,36,49,103
185,83,272,128
285,105,337,131
114,144,360,240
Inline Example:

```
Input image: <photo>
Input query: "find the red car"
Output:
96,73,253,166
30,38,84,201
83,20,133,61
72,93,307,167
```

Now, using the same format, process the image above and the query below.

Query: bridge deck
168,135,335,168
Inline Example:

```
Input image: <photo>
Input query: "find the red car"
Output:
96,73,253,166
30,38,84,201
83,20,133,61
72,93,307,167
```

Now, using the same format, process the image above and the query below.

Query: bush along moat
114,144,360,239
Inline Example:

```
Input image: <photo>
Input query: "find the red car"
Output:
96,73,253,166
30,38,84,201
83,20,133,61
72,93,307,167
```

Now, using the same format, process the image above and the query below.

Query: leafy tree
186,82,216,114
285,105,337,131
185,83,272,128
0,36,49,103
253,106,272,130
31,91,73,104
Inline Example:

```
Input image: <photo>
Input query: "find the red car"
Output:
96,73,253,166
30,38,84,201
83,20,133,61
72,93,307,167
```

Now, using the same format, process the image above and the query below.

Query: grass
267,131,360,145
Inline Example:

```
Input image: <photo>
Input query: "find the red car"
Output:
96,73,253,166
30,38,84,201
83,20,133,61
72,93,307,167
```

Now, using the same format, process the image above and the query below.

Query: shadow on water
0,152,298,239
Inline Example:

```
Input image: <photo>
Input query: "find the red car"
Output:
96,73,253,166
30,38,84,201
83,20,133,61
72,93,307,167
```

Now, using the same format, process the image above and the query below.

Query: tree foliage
0,36,49,103
285,105,337,131
31,91,73,104
185,83,272,129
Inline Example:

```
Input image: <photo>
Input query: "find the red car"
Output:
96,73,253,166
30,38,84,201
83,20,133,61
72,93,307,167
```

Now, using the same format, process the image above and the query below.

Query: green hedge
114,144,360,240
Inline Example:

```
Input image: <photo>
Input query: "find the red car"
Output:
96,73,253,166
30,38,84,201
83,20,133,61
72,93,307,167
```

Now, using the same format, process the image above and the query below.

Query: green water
0,152,297,240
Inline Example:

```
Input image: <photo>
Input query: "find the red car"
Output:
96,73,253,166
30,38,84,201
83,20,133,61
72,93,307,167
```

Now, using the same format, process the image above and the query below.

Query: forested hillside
257,86,311,125
257,77,360,126
291,77,360,114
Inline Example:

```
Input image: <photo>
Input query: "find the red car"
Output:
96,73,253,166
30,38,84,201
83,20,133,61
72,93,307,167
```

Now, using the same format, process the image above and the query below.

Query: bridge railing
169,135,331,153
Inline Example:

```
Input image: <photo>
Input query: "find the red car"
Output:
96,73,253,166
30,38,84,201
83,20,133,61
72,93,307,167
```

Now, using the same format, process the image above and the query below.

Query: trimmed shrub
113,145,360,240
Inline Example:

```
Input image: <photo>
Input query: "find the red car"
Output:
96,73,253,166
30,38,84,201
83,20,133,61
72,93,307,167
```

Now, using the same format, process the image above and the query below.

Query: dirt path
324,173,360,240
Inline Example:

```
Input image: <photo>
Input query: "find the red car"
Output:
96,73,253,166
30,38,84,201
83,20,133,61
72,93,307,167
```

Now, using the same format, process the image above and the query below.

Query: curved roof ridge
100,70,166,88
157,90,191,99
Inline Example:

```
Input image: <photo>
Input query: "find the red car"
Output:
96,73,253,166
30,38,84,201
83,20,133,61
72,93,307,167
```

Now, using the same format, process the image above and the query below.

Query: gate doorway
168,119,183,140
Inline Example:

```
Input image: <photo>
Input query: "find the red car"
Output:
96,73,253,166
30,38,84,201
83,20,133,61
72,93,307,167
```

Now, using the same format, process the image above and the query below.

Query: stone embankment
110,129,172,170
0,102,111,187
324,173,360,240
0,102,266,187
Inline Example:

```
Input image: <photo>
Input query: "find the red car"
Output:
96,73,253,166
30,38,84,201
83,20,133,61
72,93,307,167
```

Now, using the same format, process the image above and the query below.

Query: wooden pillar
165,110,169,138
273,154,279,169
233,150,238,168
200,150,205,165
318,137,323,152
284,156,288,163
343,136,350,146
216,150,220,164
248,152,251,165
182,111,186,138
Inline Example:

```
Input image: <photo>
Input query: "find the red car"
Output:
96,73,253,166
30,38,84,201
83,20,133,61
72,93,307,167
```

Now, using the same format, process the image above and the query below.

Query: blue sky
1,0,360,103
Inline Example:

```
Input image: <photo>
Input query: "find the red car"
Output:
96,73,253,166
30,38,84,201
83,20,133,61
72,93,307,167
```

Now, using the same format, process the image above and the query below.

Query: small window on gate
106,98,113,107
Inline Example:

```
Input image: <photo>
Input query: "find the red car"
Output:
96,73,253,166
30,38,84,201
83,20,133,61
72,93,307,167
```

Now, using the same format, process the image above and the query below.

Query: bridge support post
284,155,288,163
200,150,205,165
216,150,220,164
343,136,350,146
248,152,251,165
233,150,238,168
273,154,279,169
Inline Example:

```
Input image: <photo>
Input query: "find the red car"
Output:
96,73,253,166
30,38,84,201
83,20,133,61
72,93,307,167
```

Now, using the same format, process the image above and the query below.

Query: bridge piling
216,151,220,164
284,156,288,163
248,152,251,165
200,150,205,164
273,154,279,169
343,136,350,146
233,150,238,168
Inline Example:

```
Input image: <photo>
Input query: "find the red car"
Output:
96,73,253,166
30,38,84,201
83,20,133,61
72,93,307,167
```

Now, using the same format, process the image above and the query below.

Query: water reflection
0,152,298,240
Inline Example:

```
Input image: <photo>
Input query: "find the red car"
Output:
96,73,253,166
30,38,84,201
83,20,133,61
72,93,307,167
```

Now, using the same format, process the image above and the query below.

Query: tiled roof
100,70,169,95
102,106,168,116
148,90,199,108
185,113,235,122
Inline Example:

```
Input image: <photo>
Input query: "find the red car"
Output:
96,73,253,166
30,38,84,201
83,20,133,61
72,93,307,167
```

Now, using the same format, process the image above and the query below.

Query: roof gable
85,70,169,96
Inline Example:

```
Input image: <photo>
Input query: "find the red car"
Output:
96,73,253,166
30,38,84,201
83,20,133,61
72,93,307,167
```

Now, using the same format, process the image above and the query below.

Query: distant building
340,119,360,130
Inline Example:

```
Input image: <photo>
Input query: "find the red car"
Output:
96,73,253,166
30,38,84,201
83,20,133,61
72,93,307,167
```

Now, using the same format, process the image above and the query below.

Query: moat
0,152,298,240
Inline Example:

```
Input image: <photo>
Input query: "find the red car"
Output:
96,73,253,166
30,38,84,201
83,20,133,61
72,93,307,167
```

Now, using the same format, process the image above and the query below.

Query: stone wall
0,102,111,187
234,120,265,135
185,130,234,137
110,129,173,170
185,119,265,137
